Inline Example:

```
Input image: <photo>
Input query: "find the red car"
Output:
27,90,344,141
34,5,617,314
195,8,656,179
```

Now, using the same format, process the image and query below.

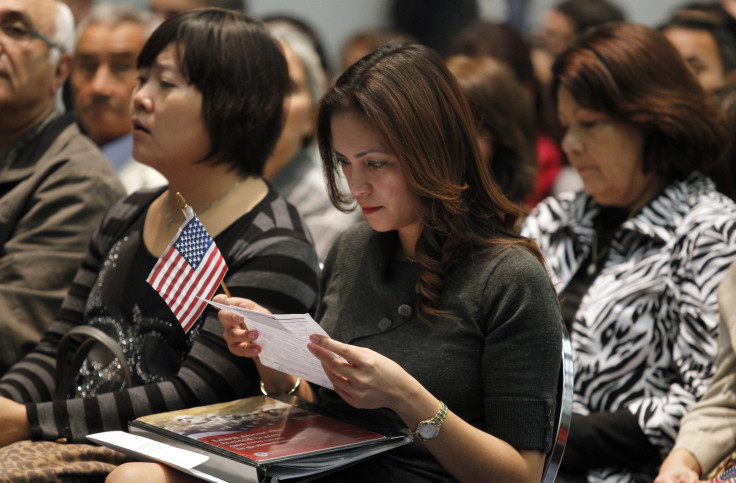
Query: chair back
541,324,574,483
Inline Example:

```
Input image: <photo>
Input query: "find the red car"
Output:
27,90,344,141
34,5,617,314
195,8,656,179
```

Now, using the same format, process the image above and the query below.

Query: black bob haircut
137,8,289,176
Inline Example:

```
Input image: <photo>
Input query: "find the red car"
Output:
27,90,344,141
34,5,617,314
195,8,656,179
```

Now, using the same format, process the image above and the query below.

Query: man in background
661,7,736,94
70,4,166,192
0,0,125,375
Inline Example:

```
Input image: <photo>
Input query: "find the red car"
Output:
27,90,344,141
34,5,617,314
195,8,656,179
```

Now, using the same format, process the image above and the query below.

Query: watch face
418,423,438,440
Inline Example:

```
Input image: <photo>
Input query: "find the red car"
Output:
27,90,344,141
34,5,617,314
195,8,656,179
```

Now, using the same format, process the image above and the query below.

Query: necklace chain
165,178,242,228
587,228,612,276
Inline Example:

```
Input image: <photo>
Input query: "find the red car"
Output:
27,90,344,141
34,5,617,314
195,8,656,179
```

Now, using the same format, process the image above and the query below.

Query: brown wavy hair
317,42,543,320
552,22,730,180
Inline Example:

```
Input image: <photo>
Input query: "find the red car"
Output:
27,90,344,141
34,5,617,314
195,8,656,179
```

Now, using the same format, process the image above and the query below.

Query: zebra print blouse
522,172,736,482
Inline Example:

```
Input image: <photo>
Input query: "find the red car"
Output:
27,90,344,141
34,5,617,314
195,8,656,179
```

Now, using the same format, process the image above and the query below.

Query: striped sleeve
0,189,320,443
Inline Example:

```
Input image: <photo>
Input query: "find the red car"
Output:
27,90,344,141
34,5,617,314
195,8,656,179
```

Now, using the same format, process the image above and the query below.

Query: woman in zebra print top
521,22,736,482
0,8,320,475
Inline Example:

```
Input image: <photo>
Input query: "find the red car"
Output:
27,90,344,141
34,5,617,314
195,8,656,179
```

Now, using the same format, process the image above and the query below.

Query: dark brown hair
711,83,736,200
555,0,625,34
317,42,542,320
137,8,288,177
552,22,730,179
340,28,414,70
448,21,535,90
447,55,537,206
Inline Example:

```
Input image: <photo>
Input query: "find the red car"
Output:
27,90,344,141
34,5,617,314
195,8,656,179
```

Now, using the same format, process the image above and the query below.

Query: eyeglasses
0,21,65,51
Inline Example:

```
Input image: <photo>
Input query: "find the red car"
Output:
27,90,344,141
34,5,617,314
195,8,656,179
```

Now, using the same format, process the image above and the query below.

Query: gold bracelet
260,377,301,396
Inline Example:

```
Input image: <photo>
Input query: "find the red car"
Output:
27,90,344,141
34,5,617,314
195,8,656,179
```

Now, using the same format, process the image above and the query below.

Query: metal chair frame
541,324,574,483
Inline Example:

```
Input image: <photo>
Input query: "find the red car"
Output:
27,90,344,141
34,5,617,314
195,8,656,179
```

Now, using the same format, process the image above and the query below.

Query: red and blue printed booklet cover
128,394,409,472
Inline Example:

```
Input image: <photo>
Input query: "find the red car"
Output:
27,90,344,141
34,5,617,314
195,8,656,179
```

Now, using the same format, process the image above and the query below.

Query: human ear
52,52,72,93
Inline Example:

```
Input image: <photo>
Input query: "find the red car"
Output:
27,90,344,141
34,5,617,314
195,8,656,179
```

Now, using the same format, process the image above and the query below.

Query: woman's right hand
653,469,703,483
213,294,271,359
654,449,705,483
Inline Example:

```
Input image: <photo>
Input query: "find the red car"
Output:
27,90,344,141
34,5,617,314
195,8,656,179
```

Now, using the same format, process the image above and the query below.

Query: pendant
587,262,597,276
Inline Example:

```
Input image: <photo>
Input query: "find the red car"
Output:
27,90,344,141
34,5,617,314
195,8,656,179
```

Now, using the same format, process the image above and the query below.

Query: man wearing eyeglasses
0,0,125,375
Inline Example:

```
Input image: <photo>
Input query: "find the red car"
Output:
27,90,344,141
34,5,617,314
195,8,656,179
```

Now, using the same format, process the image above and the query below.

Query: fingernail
309,335,321,344
248,331,258,340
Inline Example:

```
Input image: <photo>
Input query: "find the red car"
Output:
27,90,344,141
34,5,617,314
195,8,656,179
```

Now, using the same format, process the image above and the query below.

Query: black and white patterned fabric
522,172,736,482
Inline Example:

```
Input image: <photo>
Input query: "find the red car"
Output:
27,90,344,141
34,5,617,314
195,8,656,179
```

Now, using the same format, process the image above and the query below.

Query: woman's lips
361,206,380,216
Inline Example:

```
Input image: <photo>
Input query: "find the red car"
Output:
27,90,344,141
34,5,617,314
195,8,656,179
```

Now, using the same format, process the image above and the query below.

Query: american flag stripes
147,205,228,332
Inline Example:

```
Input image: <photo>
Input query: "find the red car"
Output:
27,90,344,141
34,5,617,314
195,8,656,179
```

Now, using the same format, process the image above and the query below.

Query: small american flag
713,466,736,483
147,205,228,332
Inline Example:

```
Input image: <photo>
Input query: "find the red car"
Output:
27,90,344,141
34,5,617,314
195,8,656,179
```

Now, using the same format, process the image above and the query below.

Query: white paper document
203,299,335,390
87,431,258,482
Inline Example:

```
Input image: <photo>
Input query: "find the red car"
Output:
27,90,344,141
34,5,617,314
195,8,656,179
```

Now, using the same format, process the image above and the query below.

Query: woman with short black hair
0,8,319,478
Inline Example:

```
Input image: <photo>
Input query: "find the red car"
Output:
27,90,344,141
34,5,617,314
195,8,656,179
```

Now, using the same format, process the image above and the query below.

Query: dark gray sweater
314,223,562,482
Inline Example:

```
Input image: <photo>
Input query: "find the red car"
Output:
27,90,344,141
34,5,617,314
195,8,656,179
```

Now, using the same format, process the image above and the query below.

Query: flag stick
175,191,232,298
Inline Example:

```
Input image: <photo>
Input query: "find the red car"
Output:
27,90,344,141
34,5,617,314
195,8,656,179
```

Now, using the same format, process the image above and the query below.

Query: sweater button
378,318,392,331
397,304,413,317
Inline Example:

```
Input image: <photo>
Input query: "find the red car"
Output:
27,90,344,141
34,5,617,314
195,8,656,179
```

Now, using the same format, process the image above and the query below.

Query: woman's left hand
0,396,29,447
308,335,545,483
307,334,420,411
213,294,269,359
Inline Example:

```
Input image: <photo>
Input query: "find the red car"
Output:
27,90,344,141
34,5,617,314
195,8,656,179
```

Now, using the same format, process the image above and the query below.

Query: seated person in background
446,55,537,208
656,261,736,483
389,0,478,57
532,0,626,197
448,21,565,206
263,20,361,261
339,27,413,73
532,0,626,100
521,22,736,482
261,14,331,77
109,41,563,483
535,0,625,58
0,0,125,376
0,8,319,479
71,4,167,192
664,5,736,202
149,0,245,21
711,84,736,201
660,7,736,94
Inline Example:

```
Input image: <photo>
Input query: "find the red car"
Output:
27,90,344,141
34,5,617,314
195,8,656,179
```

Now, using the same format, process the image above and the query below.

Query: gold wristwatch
411,401,448,441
